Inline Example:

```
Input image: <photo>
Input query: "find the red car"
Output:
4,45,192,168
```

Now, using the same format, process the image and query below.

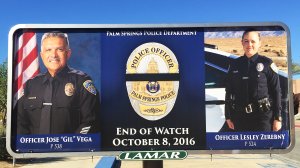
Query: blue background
16,134,101,152
35,31,102,91
100,28,206,150
206,131,289,150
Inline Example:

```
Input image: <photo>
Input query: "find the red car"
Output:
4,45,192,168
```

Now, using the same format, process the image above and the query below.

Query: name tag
43,103,52,106
242,77,249,79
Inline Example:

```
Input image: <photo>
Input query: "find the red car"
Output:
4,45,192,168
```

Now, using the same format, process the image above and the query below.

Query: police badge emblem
65,83,75,96
126,42,179,121
256,63,264,72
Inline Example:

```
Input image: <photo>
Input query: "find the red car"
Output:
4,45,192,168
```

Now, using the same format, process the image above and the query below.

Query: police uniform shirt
17,66,100,134
225,54,281,121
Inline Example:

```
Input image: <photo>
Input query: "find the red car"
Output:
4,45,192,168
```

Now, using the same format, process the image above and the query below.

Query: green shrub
0,124,9,160
0,137,9,160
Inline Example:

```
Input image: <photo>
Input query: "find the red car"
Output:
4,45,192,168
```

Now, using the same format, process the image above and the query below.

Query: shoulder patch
83,80,97,95
270,63,279,73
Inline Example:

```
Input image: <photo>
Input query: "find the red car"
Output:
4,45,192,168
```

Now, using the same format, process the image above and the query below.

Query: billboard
6,23,294,157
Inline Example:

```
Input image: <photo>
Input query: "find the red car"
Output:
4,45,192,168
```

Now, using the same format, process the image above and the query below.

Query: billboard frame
6,22,295,158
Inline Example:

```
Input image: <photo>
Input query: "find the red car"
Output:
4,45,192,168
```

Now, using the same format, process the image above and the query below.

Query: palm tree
0,62,7,128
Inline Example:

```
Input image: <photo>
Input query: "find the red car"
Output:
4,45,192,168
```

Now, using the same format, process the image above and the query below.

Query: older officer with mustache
17,32,100,135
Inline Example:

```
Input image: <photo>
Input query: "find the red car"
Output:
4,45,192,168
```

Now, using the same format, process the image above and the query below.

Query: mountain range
205,30,286,38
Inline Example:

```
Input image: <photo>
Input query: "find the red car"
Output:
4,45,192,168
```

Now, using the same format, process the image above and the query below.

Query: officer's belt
234,98,270,114
234,103,258,113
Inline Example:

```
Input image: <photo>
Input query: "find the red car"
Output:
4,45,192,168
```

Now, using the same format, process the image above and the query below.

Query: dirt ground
205,36,288,71
0,160,15,168
0,159,36,168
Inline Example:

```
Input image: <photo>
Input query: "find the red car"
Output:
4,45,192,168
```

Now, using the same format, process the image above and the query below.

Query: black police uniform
225,53,281,131
16,66,100,134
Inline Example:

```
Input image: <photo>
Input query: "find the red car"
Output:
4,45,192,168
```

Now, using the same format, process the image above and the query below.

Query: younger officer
17,32,100,134
225,29,282,132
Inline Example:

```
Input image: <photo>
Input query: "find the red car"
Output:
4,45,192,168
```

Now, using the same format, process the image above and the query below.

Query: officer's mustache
48,56,60,62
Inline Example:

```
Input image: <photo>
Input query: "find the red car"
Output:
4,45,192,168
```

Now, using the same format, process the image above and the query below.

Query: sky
0,0,299,66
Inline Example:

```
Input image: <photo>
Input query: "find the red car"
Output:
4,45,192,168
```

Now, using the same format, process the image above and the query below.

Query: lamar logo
118,151,187,160
126,42,179,121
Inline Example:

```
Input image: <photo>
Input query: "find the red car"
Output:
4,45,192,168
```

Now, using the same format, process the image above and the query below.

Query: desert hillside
205,36,288,71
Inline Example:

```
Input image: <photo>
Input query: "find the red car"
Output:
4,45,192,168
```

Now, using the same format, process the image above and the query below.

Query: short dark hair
242,28,261,40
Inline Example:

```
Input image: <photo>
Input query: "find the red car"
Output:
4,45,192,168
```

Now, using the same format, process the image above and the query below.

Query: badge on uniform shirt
83,80,97,95
256,63,264,72
65,83,75,96
270,63,279,73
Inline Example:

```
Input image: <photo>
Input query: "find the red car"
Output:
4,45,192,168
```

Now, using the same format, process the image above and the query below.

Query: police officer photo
16,32,100,134
225,29,282,132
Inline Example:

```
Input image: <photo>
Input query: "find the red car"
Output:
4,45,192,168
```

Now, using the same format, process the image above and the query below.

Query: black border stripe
205,100,225,105
125,73,180,81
